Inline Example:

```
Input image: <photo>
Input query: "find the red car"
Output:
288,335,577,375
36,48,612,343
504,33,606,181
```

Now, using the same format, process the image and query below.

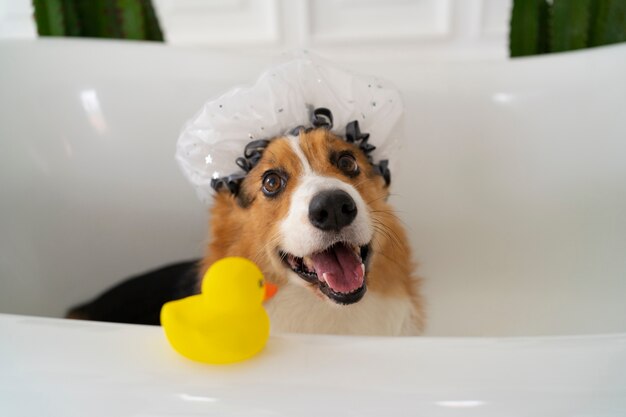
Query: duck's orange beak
263,282,278,301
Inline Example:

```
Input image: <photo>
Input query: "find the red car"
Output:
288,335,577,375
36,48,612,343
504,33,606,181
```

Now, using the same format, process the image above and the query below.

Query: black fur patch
67,260,201,326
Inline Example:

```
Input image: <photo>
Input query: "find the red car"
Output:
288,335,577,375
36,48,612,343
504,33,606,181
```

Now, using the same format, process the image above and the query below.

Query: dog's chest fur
265,281,417,336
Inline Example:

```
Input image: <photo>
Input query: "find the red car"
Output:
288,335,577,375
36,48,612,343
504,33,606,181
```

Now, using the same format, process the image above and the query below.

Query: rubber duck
161,257,278,364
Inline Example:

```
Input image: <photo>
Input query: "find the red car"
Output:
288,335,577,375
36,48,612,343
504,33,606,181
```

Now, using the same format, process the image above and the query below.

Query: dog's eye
262,172,285,196
337,154,359,175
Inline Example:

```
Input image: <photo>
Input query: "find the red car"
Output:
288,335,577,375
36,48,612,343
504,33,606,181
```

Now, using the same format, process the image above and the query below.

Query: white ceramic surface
1,39,626,417
2,39,626,337
1,313,625,417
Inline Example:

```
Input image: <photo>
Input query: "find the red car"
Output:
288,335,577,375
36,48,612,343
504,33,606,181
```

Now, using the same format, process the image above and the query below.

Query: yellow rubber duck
161,257,278,364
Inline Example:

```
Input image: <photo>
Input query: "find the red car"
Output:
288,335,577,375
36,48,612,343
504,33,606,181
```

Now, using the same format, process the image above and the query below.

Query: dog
69,127,424,335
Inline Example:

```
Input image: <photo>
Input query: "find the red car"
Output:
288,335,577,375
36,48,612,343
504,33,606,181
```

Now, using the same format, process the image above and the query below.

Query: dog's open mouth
280,243,370,305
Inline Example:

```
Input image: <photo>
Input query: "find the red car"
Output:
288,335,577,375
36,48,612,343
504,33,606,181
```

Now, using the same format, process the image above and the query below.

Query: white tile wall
308,0,451,43
0,0,36,38
480,0,512,37
154,0,280,45
0,0,512,60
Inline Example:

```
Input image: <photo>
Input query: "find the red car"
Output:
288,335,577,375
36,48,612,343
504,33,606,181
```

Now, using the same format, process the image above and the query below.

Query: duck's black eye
262,171,285,197
337,153,359,176
258,279,264,288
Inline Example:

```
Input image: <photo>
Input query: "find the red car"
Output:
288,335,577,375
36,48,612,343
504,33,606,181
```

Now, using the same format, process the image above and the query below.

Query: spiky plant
33,0,164,41
510,0,625,57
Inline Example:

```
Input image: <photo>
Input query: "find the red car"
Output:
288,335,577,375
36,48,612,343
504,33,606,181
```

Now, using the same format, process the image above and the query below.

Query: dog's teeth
303,256,314,270
321,273,328,283
360,263,365,275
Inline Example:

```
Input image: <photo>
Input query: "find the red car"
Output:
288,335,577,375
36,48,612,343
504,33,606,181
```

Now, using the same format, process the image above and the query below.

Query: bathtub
1,39,625,416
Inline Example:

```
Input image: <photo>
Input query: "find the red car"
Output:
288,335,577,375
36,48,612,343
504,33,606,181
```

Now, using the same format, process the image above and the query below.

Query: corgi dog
69,127,424,336
205,127,424,335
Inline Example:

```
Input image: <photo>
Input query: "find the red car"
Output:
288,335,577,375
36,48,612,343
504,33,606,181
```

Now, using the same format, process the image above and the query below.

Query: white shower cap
175,53,404,205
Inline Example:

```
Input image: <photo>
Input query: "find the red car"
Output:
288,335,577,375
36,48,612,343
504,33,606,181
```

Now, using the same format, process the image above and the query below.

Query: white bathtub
1,39,625,416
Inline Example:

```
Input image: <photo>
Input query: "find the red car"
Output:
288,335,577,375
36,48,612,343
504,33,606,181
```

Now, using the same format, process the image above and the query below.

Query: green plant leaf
589,0,626,47
73,0,101,37
550,0,592,52
33,0,165,41
141,0,165,41
117,0,145,40
99,0,124,39
33,0,66,36
510,0,551,57
537,0,551,53
62,0,81,36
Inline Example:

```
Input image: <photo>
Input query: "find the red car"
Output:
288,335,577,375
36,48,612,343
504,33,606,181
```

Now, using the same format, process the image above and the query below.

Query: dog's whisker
371,220,407,255
370,209,412,232
258,232,282,261
374,248,411,272
373,228,401,254
365,193,389,205
371,224,398,251
369,232,410,272
351,177,372,189
252,231,280,265
370,208,406,222
380,225,407,254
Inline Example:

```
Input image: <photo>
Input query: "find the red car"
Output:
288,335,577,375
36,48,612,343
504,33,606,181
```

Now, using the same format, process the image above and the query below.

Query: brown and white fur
203,128,424,336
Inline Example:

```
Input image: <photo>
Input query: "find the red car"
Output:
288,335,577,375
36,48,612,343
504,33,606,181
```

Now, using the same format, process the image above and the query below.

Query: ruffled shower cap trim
176,53,403,205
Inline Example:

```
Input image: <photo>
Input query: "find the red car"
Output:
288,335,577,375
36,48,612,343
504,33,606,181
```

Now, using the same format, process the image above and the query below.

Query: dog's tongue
311,243,364,293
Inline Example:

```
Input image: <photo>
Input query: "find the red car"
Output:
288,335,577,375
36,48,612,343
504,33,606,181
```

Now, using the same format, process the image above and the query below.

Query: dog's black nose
308,190,357,231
